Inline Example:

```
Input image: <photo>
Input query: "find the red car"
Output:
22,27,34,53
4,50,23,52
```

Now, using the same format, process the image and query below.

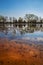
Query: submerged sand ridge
0,38,43,65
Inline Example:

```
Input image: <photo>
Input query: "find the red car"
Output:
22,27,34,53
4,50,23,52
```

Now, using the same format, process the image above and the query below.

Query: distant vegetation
0,14,43,24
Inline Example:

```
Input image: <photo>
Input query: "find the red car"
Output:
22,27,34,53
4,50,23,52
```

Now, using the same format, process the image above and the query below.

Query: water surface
0,24,43,44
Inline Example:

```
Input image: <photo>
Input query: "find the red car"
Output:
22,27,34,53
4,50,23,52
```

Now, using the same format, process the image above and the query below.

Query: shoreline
0,38,43,65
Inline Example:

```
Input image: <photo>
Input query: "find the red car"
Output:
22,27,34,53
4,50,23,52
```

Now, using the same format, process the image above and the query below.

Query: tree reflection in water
0,23,43,40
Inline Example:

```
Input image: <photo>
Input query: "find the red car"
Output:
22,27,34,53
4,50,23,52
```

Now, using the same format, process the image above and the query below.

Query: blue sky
0,0,43,18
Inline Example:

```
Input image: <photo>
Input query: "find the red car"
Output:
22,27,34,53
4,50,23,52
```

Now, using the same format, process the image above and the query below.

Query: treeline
0,14,43,24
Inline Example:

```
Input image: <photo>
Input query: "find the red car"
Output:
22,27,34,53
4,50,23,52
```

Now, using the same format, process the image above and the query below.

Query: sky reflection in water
0,24,43,43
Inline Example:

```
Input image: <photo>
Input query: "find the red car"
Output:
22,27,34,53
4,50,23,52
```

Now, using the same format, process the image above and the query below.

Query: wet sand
0,38,43,65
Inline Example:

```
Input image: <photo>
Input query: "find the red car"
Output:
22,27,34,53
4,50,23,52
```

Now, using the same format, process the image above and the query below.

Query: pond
0,24,43,44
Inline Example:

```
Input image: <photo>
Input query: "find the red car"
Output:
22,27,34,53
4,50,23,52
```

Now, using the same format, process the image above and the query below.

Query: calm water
0,24,43,43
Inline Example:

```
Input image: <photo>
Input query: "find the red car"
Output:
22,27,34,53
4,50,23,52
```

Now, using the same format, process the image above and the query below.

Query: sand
0,38,43,65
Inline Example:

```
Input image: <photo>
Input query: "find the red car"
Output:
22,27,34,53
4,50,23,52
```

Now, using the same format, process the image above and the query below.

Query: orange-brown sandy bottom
0,38,43,65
